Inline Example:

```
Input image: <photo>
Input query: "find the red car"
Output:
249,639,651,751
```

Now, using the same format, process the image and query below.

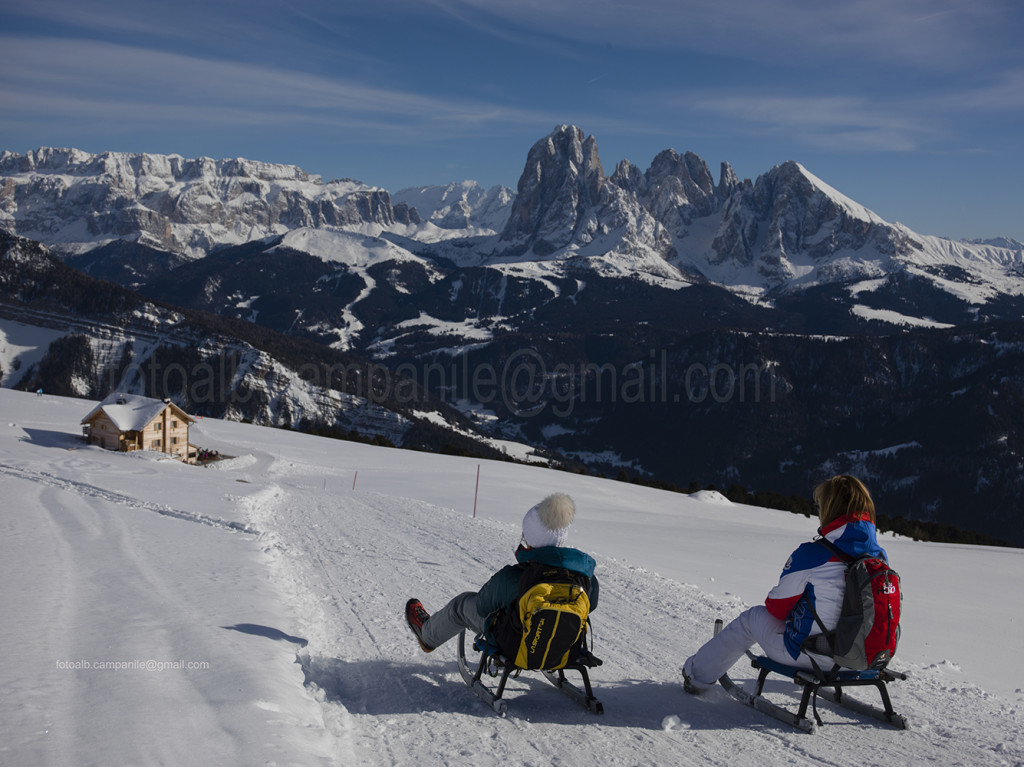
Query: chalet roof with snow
81,393,194,432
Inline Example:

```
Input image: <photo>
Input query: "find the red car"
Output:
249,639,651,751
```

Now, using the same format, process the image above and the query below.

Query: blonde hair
813,475,876,526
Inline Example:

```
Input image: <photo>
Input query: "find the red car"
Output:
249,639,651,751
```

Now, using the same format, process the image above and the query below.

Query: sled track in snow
0,462,260,535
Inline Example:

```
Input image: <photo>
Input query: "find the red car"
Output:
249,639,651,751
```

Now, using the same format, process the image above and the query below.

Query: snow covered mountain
4,128,1024,544
0,231,535,463
0,147,420,259
4,129,1024,320
482,126,1024,319
391,181,514,234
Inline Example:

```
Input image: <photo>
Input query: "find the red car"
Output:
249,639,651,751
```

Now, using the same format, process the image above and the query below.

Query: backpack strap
796,537,849,671
816,535,852,563
805,535,852,643
800,536,848,641
798,590,833,651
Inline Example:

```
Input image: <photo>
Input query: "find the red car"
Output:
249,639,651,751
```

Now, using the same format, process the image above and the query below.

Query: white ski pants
683,605,819,690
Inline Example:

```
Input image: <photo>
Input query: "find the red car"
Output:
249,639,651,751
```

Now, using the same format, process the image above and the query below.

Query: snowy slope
270,227,430,269
1,388,1022,766
0,320,67,388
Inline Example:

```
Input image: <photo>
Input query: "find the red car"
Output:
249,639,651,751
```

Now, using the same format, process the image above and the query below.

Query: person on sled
405,492,599,653
682,474,890,693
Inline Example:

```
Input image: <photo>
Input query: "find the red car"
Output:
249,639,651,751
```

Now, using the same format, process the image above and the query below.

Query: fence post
473,464,480,518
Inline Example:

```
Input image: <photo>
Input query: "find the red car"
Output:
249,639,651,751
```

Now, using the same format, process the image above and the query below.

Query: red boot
405,599,434,653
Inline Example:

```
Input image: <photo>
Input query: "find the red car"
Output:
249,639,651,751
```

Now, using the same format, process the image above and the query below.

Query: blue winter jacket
474,545,599,620
767,513,888,659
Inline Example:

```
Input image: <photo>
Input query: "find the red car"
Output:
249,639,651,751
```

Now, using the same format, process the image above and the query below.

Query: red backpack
808,537,901,671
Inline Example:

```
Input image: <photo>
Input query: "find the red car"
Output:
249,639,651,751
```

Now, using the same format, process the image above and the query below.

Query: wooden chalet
81,393,197,463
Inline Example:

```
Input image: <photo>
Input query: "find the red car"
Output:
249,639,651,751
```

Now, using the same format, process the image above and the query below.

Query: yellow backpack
496,563,592,670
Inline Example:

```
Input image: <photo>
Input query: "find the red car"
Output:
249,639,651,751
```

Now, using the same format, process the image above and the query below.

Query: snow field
1,389,1022,766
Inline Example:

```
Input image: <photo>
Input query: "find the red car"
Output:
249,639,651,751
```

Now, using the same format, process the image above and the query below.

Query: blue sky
1,0,1022,241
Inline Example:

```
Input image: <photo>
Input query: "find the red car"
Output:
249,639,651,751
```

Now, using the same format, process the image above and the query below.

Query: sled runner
456,629,604,716
712,620,908,732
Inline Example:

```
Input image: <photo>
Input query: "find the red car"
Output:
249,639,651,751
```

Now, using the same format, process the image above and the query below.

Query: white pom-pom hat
521,493,575,548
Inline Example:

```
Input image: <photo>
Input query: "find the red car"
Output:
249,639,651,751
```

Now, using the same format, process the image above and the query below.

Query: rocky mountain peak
705,159,921,285
629,148,724,231
0,147,402,258
499,125,606,256
609,158,643,189
718,162,742,199
647,149,715,196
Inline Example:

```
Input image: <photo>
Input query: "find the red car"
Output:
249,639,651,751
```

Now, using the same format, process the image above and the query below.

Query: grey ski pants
421,591,490,649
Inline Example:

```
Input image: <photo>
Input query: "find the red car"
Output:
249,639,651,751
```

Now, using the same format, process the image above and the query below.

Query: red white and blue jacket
765,513,888,659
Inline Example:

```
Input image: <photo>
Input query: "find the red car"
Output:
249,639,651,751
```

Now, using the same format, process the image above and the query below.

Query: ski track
0,462,260,535
2,453,285,765
240,451,1024,767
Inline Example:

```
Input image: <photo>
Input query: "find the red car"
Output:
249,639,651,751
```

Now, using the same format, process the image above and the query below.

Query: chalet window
152,440,162,449
171,437,178,445
171,420,178,428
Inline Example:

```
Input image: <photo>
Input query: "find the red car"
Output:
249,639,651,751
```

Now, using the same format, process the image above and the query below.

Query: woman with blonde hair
682,475,889,693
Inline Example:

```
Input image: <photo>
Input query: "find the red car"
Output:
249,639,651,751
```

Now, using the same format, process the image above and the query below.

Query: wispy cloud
687,62,1024,154
0,37,555,140
944,66,1024,111
4,0,254,41
422,0,590,61
692,94,929,152
22,0,1009,74
423,0,1017,71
